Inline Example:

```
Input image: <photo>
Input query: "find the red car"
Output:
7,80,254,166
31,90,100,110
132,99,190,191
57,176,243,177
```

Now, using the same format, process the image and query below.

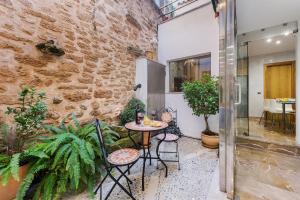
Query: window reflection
169,54,211,92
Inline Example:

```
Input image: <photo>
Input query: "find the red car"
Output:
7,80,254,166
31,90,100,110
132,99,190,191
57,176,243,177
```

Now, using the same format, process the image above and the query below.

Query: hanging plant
36,40,65,57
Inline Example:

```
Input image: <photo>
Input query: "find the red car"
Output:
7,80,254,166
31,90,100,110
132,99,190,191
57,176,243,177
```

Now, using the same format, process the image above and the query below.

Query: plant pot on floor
201,132,219,149
0,164,28,200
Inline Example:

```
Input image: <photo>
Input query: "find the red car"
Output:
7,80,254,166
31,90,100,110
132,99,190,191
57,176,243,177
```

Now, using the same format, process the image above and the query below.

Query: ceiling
237,0,300,34
248,34,296,57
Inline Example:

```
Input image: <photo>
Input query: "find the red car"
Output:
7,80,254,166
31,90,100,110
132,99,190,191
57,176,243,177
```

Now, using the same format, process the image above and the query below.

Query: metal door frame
218,0,237,198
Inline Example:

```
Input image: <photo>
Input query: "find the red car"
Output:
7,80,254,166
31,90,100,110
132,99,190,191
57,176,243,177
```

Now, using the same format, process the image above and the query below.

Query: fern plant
0,86,48,190
0,144,49,186
16,114,119,200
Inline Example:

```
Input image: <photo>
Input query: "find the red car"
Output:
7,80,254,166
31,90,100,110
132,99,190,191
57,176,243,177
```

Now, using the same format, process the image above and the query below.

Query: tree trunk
204,115,210,132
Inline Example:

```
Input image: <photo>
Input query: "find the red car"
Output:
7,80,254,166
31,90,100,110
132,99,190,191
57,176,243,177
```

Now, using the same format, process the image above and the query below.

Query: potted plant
16,114,119,200
119,97,145,126
0,86,48,200
182,74,219,149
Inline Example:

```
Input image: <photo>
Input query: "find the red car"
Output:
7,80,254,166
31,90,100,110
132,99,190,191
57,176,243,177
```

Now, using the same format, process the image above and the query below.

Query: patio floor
65,137,226,200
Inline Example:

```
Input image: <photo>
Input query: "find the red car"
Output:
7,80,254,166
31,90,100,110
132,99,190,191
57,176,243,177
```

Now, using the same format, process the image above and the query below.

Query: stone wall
0,0,159,124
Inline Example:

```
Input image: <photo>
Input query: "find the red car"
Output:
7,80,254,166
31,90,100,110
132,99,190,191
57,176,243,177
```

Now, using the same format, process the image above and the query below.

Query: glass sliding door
236,42,249,137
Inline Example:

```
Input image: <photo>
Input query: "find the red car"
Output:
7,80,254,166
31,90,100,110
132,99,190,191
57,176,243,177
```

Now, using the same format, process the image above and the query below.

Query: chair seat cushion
107,148,139,166
156,133,179,141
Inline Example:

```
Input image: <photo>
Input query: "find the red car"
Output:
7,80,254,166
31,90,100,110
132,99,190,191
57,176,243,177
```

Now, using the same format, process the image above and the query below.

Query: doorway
264,61,295,99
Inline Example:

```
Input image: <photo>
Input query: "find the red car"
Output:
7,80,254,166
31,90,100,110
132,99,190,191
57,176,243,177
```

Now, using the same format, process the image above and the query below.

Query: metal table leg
156,129,168,177
142,142,146,191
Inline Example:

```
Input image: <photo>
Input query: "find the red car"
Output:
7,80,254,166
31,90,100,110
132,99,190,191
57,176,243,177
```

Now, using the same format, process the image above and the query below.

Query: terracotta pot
201,132,219,149
0,164,28,200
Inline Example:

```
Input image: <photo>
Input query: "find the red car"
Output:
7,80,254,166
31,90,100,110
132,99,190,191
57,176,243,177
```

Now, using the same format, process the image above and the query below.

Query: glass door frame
218,0,237,198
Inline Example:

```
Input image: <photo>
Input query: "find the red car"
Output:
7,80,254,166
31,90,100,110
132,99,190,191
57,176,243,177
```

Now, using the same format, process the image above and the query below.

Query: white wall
249,51,296,117
158,2,219,138
135,58,148,108
175,0,210,16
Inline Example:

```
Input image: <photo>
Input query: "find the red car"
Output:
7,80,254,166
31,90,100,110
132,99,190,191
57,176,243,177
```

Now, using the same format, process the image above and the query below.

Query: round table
125,121,168,191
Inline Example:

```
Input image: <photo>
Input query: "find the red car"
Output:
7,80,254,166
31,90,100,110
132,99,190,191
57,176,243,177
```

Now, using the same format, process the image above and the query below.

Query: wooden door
264,61,295,99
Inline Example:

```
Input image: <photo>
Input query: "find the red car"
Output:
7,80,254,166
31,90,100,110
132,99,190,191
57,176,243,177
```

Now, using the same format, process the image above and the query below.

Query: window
169,54,211,92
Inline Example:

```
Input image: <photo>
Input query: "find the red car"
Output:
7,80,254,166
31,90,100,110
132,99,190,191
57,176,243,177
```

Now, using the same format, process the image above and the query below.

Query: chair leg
115,166,133,184
126,178,132,195
105,167,134,199
176,141,180,170
259,111,264,124
94,172,109,194
175,141,178,158
264,112,268,127
106,172,136,200
271,114,275,129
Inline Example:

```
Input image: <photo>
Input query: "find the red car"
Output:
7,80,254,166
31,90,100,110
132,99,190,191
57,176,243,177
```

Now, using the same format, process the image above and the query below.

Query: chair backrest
263,99,270,110
95,119,109,167
269,99,282,112
286,104,294,112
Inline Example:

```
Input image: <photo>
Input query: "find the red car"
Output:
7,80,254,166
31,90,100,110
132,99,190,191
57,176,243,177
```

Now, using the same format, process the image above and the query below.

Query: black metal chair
94,119,140,200
156,108,182,170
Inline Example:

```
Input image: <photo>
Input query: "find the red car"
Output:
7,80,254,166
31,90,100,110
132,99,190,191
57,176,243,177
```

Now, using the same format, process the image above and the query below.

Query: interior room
237,21,297,146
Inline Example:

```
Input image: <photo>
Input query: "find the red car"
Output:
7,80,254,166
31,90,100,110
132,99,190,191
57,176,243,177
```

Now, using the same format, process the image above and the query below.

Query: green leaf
72,113,81,129
10,153,21,181
51,143,71,169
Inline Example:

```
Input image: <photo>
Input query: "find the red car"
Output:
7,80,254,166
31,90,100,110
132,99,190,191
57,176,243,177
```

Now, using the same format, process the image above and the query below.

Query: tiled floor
235,146,300,200
65,137,227,200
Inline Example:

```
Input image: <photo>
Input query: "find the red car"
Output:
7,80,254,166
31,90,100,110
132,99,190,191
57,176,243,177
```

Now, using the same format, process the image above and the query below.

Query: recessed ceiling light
266,38,272,43
276,40,281,45
284,31,291,36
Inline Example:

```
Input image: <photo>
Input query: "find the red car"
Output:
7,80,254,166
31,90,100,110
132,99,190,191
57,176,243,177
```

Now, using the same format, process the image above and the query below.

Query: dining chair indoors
268,99,283,128
94,119,140,200
259,99,270,125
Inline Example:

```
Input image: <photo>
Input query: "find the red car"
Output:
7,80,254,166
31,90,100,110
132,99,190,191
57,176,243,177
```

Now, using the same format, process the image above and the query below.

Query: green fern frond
32,180,42,200
87,176,96,199
24,149,49,159
59,114,70,131
10,153,21,181
67,124,76,135
16,173,34,200
55,174,67,195
16,160,49,200
67,151,80,189
0,166,12,185
63,147,72,165
71,113,81,129
52,143,71,169
44,125,65,135
42,173,56,200
85,142,95,160
47,133,71,154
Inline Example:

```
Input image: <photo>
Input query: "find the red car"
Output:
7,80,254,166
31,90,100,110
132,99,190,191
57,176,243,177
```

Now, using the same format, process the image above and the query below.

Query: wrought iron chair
94,119,140,200
156,108,182,170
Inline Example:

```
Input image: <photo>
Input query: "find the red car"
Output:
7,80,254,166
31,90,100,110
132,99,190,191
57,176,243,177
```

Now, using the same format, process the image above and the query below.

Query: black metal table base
127,129,168,191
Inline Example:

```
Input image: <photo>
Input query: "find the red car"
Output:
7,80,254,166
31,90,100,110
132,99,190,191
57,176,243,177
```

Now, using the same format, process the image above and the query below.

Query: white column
296,20,300,145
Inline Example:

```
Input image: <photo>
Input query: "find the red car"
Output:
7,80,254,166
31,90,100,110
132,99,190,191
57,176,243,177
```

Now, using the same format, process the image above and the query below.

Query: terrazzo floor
65,137,225,200
235,146,300,200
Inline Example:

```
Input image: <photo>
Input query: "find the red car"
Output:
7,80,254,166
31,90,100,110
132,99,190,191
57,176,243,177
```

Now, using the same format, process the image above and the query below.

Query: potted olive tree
182,74,219,149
